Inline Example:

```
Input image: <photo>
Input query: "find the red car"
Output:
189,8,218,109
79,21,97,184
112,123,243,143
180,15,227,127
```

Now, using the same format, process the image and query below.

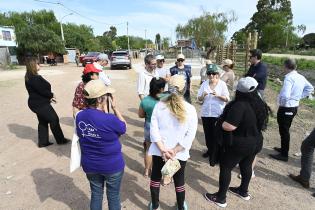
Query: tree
162,37,170,50
303,33,315,48
232,0,297,51
155,33,161,50
63,23,96,52
16,24,65,56
176,11,236,58
103,26,117,40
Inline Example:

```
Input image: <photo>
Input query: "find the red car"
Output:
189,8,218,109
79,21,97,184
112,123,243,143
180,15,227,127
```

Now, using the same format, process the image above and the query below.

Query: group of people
23,48,314,210
136,50,314,209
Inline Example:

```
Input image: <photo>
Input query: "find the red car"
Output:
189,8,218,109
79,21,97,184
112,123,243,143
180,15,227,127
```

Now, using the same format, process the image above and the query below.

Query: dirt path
0,63,315,210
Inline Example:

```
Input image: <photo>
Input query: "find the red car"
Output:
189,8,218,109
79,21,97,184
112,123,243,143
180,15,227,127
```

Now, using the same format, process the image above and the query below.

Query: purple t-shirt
76,109,126,174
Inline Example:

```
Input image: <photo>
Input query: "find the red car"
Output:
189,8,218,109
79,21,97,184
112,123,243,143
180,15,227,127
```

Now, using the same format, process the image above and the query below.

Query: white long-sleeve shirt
148,101,198,161
197,79,230,117
278,70,314,107
137,69,159,97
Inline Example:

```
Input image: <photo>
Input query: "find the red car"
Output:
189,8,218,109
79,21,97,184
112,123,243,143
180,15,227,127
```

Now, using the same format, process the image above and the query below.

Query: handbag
70,122,81,173
161,159,181,185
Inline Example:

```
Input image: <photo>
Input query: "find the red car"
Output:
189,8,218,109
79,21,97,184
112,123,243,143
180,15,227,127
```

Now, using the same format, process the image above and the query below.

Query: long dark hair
223,90,271,131
25,57,38,81
82,72,98,84
149,77,166,99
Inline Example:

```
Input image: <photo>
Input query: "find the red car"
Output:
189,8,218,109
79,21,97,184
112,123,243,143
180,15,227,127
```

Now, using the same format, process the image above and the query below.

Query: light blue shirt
278,70,314,107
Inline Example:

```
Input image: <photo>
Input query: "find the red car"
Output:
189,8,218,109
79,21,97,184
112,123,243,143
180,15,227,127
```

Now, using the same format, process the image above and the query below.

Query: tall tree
103,26,117,40
155,33,161,50
232,0,297,51
176,11,236,58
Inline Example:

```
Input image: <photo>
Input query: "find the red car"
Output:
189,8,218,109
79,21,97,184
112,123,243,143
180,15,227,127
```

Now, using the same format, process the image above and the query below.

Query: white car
110,51,131,69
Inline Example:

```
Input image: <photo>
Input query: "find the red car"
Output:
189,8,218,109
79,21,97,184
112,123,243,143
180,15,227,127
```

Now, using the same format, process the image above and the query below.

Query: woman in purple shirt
75,80,127,210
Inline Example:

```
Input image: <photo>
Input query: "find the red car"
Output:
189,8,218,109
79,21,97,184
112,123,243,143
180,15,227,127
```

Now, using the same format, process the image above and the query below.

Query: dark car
110,51,131,69
81,52,100,67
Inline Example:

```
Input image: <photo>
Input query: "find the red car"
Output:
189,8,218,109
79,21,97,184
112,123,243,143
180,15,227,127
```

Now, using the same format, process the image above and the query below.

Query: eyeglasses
177,59,185,62
157,59,165,63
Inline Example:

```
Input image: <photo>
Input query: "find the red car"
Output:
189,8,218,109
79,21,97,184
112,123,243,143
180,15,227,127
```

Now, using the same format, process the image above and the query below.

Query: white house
0,26,18,65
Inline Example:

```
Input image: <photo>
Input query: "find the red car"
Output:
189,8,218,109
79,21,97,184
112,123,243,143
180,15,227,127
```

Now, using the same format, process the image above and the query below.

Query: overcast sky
1,0,314,44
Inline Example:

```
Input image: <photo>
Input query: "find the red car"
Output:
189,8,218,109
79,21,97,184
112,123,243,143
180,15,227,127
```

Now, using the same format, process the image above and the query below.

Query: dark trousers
150,156,186,210
217,145,256,201
300,128,315,180
201,117,218,155
277,106,298,157
184,91,191,104
33,105,65,146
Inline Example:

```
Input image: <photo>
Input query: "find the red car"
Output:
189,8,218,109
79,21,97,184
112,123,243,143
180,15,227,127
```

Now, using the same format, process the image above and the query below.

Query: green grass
263,56,315,70
267,79,315,109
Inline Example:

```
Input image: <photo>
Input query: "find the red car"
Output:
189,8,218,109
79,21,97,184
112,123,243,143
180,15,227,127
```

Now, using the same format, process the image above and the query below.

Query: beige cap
222,59,233,67
169,74,186,92
177,54,185,60
84,80,115,99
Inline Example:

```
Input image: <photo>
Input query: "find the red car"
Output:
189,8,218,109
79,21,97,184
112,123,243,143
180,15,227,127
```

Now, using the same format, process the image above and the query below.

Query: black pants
184,90,191,104
150,156,186,210
32,105,65,146
201,117,218,155
277,106,298,157
217,144,256,201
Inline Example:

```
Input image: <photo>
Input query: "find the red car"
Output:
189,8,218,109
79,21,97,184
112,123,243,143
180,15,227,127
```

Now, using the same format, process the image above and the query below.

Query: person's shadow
8,123,70,157
31,168,89,209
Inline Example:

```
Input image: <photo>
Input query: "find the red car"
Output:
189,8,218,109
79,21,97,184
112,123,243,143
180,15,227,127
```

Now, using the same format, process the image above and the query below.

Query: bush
263,56,315,70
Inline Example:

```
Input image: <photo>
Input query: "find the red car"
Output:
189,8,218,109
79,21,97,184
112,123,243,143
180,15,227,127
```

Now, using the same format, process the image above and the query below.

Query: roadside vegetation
263,56,315,71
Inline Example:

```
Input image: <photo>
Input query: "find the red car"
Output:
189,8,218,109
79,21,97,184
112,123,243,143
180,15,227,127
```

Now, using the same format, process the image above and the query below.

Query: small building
0,26,18,65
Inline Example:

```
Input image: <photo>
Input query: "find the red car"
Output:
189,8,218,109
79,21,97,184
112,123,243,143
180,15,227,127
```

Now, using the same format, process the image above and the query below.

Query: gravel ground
0,62,315,210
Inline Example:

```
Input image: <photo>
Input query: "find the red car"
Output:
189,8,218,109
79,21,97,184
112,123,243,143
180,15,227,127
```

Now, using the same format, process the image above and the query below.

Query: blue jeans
86,170,124,210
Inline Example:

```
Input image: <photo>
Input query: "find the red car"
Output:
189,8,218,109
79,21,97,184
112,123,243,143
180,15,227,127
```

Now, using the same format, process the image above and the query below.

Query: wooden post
245,33,251,71
253,31,258,49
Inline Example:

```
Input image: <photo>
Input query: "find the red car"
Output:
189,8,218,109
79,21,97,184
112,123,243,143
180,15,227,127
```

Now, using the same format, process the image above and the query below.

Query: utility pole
60,13,73,43
145,29,147,54
127,21,130,53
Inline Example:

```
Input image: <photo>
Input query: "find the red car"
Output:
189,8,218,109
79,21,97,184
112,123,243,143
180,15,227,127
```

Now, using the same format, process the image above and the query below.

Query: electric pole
127,21,130,52
145,29,147,54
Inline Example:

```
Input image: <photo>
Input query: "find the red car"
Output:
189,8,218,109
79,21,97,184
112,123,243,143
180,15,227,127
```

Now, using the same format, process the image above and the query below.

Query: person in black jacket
245,49,268,98
204,77,271,208
25,57,69,148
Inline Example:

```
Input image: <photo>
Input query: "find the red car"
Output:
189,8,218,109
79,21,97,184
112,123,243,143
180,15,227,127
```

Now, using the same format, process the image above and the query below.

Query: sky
1,0,314,45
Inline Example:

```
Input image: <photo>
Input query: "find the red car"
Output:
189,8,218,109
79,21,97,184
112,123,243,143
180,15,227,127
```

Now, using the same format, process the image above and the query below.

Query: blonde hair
163,93,186,123
25,57,38,81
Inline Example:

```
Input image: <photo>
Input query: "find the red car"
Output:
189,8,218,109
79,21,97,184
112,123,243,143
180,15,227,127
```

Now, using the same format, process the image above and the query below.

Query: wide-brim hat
84,79,115,99
221,59,233,67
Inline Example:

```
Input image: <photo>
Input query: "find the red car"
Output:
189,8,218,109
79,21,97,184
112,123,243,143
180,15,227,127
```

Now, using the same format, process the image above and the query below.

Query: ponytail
163,93,186,123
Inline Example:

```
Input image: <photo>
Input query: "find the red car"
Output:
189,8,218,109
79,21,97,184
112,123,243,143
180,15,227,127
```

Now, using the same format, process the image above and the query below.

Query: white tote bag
70,122,81,173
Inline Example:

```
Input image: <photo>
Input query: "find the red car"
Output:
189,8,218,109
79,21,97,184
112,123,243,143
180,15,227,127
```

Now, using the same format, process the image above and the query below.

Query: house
0,26,18,65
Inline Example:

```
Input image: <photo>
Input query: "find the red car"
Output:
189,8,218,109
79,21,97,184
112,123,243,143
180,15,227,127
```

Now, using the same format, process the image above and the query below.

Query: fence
216,32,258,72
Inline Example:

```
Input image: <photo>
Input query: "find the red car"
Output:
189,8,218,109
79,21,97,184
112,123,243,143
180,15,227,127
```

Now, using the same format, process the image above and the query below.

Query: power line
33,0,126,26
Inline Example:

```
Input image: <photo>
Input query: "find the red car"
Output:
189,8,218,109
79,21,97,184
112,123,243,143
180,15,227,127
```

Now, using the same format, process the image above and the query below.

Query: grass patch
267,79,315,109
263,56,315,70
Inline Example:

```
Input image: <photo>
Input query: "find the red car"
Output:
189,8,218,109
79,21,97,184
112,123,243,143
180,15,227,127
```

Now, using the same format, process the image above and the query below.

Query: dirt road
0,63,315,210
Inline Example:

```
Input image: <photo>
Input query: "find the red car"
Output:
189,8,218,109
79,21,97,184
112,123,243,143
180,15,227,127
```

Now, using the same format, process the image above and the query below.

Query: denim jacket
169,65,192,92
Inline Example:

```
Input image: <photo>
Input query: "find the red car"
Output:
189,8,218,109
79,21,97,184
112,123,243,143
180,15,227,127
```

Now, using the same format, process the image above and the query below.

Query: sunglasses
207,72,219,76
157,59,165,63
177,59,185,62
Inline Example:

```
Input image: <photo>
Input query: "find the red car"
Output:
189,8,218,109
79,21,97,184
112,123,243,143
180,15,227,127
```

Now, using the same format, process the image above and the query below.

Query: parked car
110,50,131,69
81,52,100,67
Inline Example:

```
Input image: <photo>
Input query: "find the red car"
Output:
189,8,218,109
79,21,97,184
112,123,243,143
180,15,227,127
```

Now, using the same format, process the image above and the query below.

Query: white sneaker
238,171,255,179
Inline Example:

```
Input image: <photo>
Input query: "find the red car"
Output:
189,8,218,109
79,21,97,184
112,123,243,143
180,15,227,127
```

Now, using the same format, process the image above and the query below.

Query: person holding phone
197,64,229,159
76,79,127,210
25,57,69,147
